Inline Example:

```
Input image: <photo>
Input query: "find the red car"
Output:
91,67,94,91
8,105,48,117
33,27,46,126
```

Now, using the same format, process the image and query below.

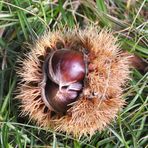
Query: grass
0,0,148,147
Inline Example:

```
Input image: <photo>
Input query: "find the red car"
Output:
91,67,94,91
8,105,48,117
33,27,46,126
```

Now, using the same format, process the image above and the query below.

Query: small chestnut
41,49,86,113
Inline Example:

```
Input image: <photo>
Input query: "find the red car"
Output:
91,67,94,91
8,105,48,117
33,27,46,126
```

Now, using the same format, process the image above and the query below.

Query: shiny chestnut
41,49,86,113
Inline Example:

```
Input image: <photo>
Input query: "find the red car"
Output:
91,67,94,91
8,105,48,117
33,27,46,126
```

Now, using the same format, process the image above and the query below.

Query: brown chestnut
41,49,86,113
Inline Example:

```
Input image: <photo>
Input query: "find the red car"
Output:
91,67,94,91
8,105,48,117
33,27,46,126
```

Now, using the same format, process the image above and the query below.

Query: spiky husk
16,27,130,137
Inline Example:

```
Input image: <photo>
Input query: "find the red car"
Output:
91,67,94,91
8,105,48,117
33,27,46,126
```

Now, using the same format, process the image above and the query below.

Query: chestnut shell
41,49,86,113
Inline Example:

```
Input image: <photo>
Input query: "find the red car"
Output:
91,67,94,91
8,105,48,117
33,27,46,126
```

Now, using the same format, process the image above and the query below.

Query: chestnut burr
16,27,131,137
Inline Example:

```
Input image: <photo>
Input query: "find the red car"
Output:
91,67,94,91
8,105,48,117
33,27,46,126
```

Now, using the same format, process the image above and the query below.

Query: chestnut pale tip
41,48,86,113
